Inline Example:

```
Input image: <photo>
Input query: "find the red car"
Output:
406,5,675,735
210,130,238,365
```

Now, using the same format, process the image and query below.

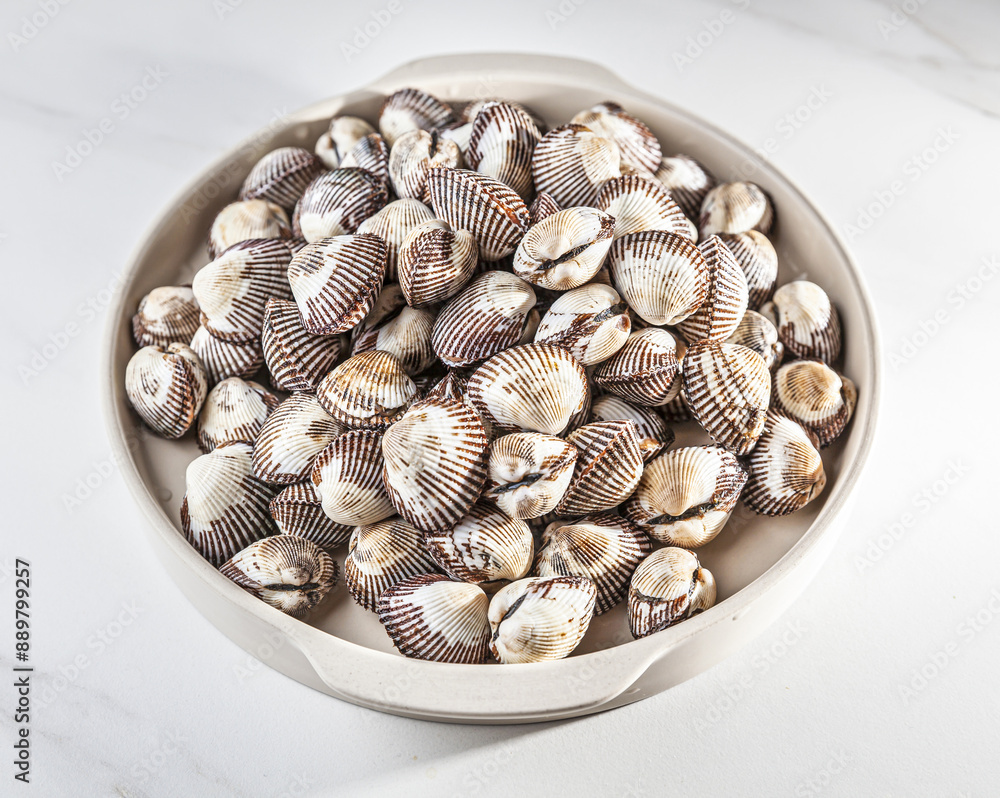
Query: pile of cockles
124,87,857,665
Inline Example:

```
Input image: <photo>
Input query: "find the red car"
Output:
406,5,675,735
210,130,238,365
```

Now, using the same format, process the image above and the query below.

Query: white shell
513,207,616,291
379,88,456,147
596,175,693,241
292,168,388,243
345,517,441,611
485,433,578,520
125,343,207,439
388,130,464,202
652,155,716,222
352,305,437,377
467,101,543,202
588,395,675,463
189,325,264,385
531,124,621,208
759,281,842,364
533,283,630,365
593,327,683,407
674,235,749,344
554,420,645,516
315,115,376,169
312,429,395,526
197,377,279,453
719,230,778,309
398,219,479,307
260,298,344,392
132,286,201,348
629,547,716,638
251,393,345,485
742,411,827,516
570,101,661,174
316,350,418,429
239,146,326,211
355,198,435,281
772,359,857,447
699,181,774,238
269,481,352,549
724,309,784,372
208,199,291,260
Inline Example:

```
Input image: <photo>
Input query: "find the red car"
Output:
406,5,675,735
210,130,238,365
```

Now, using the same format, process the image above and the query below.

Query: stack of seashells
124,88,857,665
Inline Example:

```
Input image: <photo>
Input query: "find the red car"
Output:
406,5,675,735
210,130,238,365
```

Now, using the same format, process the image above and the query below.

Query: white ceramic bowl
102,53,880,723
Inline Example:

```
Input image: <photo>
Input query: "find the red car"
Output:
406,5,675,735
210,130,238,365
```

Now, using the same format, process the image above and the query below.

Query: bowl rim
101,52,881,705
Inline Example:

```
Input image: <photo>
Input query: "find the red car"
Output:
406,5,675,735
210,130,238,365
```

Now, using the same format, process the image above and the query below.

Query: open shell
251,393,345,485
674,235,749,343
571,101,661,174
652,155,716,222
699,181,774,238
189,325,264,385
292,168,388,243
593,327,683,407
387,130,464,202
260,298,343,392
316,350,418,429
554,420,645,516
269,481,352,549
513,207,616,291
596,175,693,241
724,309,784,373
197,377,279,453
125,343,207,439
533,283,630,365
759,281,842,364
589,395,675,463
531,124,621,208
771,360,857,448
355,198,435,281
398,219,478,307
379,88,456,147
345,517,442,611
132,286,200,348
239,146,326,212
312,429,395,526
743,411,827,516
629,547,716,638
208,199,292,260
719,230,778,309
485,433,578,519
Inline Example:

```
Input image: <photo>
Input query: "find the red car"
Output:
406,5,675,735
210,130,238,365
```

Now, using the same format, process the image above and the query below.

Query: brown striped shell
513,207,616,291
533,283,630,365
467,101,543,202
426,167,530,261
378,87,456,147
743,411,826,516
287,233,388,335
531,124,621,208
346,517,442,611
536,512,651,614
431,271,536,368
724,309,784,373
596,175,694,241
674,235,749,344
377,574,490,664
239,146,326,211
315,115,375,169
387,129,464,202
352,304,436,377
208,199,292,260
192,238,293,343
624,445,747,547
260,298,343,392
316,350,418,429
555,420,645,516
381,398,489,532
571,101,661,174
132,286,201,349
488,575,597,664
682,341,771,455
181,441,276,566
355,198,435,282
759,281,842,364
397,219,478,307
189,325,264,385
699,181,774,238
251,393,345,485
219,534,338,618
339,132,390,191
609,230,708,326
485,433,578,520
269,481,352,549
422,502,534,589
588,395,675,463
629,547,716,638
467,343,590,436
593,327,683,407
528,191,561,225
771,360,857,447
125,343,207,439
292,168,388,242
719,230,778,309
652,155,717,222
311,429,395,526
197,377,279,453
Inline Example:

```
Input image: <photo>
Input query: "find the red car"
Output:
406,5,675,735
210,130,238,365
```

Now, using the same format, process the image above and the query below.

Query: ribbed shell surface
132,285,201,348
239,146,326,211
674,235,749,343
485,433,578,520
355,199,435,281
268,481,352,549
312,429,394,526
760,281,843,364
397,220,478,307
125,343,207,439
771,359,857,447
260,298,343,392
292,168,388,243
315,350,418,428
628,547,716,638
531,124,621,208
570,101,661,174
718,230,778,309
189,325,264,385
208,199,292,259
652,155,716,221
387,130,464,203
593,327,682,407
512,207,616,291
588,395,675,463
596,175,693,241
197,377,279,453
339,133,390,191
251,393,345,485
352,305,437,377
378,87,456,146
699,181,774,238
533,283,630,366
743,411,827,516
555,420,645,516
345,518,442,611
724,309,784,372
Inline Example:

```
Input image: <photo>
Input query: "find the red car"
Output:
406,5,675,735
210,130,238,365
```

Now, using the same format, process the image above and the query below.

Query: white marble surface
2,0,998,795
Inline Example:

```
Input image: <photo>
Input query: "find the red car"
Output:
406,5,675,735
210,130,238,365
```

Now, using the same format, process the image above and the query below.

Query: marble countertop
3,0,998,794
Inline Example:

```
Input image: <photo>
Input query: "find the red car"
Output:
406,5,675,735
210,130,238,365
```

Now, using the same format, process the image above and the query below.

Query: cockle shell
345,517,442,611
488,576,597,664
292,168,388,242
719,230,778,309
589,395,675,463
629,547,716,638
536,512,651,614
682,341,771,455
531,124,621,209
189,325,265,385
219,535,338,618
208,199,292,259
339,132,390,191
192,238,293,342
699,181,774,238
352,304,436,376
426,167,530,261
759,281,842,364
596,175,694,241
260,298,343,392
379,87,456,147
533,283,630,365
593,327,683,407
312,429,395,526
125,343,207,439
674,235,749,343
197,377,279,453
467,101,543,202
316,350,418,429
431,271,536,368
423,502,534,588
239,146,326,212
743,411,827,516
485,433,578,519
624,445,747,547
771,360,857,447
377,574,491,664
132,286,201,348
387,130,464,202
381,398,489,531
467,343,590,436
315,115,376,169
251,393,345,485
724,309,784,372
528,191,561,225
356,199,437,284
609,230,708,326
269,481,352,549
571,101,661,174
287,233,388,335
352,282,406,339
555,420,645,516
513,207,616,291
181,441,276,566
398,219,478,307
426,369,468,402
462,98,546,132
652,155,716,222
